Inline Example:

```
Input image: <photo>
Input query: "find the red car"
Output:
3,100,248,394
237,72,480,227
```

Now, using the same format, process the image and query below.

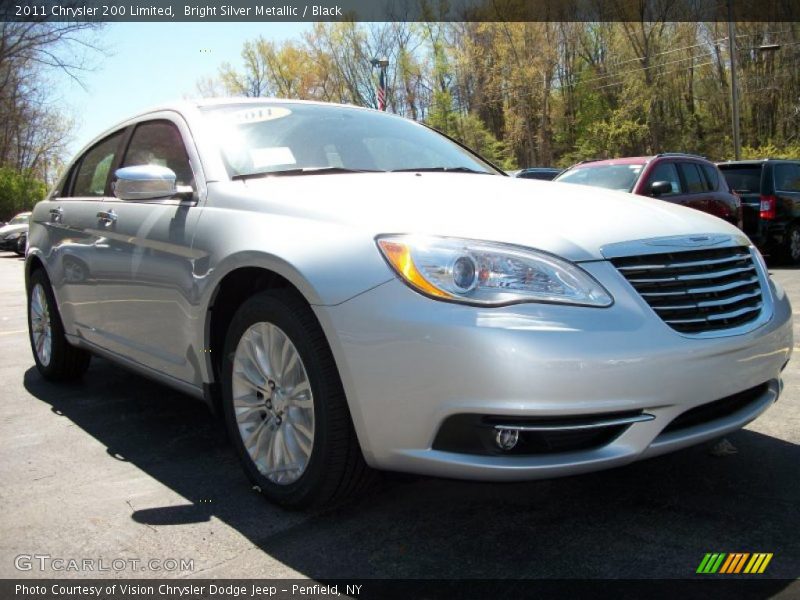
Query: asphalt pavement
0,250,798,586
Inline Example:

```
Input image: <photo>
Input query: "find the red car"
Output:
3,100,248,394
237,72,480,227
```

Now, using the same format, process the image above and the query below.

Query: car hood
238,173,743,261
0,224,27,236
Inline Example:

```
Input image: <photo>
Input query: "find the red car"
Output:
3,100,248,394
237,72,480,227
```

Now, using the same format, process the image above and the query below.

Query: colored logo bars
696,553,773,574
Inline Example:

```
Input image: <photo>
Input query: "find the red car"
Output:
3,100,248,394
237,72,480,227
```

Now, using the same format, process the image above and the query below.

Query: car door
698,162,740,226
43,129,127,347
90,116,206,385
641,160,685,204
674,162,712,215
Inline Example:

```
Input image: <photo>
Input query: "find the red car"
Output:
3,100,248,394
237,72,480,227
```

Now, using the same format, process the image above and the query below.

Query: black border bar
4,579,800,600
3,0,800,22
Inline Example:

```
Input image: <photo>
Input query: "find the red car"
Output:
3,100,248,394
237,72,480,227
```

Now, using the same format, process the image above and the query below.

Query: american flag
377,68,386,111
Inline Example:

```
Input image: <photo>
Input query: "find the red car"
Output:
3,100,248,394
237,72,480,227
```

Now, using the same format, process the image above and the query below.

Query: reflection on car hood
238,172,742,261
0,224,27,236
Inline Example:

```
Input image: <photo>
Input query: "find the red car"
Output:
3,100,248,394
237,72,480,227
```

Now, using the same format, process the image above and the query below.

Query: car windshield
9,214,29,225
718,165,762,193
199,102,498,178
556,164,643,192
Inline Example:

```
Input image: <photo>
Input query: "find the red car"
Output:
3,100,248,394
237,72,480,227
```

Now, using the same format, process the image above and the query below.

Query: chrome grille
611,246,764,334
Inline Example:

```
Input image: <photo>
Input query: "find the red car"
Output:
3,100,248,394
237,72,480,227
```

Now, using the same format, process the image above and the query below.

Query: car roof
717,159,799,166
126,97,377,123
572,157,652,167
573,154,716,169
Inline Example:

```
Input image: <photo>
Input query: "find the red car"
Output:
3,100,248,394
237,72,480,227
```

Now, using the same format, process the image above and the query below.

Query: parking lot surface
0,251,798,583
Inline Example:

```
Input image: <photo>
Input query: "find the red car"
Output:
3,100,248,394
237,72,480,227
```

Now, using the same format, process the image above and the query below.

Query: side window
646,162,681,194
678,163,707,194
774,164,800,192
701,164,719,191
70,131,125,197
121,120,194,188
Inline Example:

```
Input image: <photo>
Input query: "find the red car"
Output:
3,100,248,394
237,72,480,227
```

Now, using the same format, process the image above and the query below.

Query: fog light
495,428,519,451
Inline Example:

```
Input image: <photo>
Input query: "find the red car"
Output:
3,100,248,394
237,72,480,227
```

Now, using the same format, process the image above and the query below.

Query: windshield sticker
250,147,296,168
227,106,292,124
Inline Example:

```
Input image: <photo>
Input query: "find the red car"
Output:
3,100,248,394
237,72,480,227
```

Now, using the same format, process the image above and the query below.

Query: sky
57,22,311,156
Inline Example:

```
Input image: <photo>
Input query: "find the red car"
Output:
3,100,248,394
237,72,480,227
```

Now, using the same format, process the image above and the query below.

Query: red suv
555,154,743,229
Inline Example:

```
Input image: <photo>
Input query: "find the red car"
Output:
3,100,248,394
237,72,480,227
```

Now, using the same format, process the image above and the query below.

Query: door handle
49,207,63,223
96,209,117,225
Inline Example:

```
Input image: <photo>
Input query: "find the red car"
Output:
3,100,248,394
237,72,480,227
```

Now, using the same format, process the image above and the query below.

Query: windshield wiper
232,167,382,180
389,166,492,174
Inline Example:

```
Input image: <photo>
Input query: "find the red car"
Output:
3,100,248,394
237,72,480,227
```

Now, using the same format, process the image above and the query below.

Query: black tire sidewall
221,291,341,508
788,226,800,264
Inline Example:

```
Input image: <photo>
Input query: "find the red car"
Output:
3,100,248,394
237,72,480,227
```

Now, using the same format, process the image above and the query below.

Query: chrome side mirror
113,165,177,201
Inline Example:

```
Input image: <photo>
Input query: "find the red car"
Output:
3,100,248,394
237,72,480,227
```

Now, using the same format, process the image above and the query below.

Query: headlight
4,232,21,241
376,235,613,307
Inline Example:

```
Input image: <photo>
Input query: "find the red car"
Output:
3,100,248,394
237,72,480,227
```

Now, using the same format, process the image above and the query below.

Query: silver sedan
25,99,792,508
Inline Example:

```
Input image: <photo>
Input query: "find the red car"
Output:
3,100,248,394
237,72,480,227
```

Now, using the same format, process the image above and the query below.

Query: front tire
221,290,372,509
14,234,26,256
27,268,91,381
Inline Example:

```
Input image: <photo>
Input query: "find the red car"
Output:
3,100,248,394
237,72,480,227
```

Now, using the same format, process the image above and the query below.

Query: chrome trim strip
653,290,762,311
663,303,762,325
493,413,655,432
600,233,749,260
639,277,759,297
626,265,756,284
615,253,750,271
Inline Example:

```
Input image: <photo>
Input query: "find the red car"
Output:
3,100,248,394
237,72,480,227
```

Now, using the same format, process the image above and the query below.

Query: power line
450,35,800,112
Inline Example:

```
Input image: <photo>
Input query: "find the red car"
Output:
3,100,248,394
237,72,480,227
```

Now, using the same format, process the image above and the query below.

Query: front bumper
314,260,793,481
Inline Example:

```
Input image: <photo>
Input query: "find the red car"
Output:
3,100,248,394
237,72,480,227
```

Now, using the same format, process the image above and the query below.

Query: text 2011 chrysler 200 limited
26,100,792,508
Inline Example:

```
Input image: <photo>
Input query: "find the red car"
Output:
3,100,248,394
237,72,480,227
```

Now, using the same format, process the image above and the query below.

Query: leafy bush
0,167,47,222
739,143,800,161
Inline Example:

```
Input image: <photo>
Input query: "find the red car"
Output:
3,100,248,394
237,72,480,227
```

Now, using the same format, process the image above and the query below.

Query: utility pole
727,0,741,159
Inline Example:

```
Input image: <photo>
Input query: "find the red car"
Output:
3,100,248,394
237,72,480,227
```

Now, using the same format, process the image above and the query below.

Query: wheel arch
203,263,322,414
24,251,47,289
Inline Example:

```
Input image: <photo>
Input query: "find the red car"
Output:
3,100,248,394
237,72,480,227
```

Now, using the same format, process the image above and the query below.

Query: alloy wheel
30,283,52,367
231,322,315,485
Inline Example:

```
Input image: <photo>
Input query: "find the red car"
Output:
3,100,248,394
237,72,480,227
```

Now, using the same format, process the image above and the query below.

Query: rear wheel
27,269,91,380
221,290,372,509
783,224,800,265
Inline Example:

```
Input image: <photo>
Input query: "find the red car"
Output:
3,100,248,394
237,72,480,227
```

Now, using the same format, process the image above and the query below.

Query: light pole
371,57,389,111
727,1,741,160
728,0,781,160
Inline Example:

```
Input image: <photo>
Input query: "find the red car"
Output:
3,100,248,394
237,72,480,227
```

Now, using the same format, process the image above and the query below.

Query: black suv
717,160,800,262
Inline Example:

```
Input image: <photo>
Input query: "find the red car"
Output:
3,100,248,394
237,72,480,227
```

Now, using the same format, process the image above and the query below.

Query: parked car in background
0,211,31,255
514,167,561,181
26,100,791,509
717,159,800,263
555,154,742,229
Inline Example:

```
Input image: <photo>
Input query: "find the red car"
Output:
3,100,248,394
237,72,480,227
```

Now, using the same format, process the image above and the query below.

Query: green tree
0,167,47,222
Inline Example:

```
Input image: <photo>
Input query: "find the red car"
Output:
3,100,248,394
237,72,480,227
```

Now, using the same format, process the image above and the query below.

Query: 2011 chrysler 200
26,100,792,508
